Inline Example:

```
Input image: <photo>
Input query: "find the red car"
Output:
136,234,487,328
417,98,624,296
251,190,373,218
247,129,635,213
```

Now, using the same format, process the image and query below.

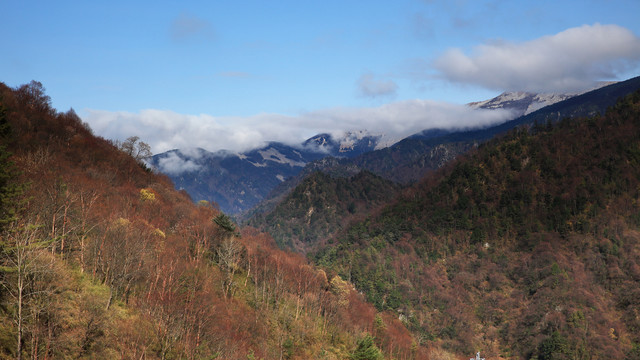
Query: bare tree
117,136,152,163
0,222,55,360
216,237,244,298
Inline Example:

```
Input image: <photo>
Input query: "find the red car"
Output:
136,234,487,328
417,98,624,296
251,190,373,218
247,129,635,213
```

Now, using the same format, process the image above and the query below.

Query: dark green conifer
349,333,383,360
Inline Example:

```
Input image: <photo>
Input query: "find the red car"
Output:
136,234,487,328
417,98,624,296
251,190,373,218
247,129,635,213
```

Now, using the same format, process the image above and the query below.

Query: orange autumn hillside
0,81,425,360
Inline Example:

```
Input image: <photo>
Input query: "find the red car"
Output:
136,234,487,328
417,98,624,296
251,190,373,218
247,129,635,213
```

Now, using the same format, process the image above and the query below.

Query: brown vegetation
0,81,425,359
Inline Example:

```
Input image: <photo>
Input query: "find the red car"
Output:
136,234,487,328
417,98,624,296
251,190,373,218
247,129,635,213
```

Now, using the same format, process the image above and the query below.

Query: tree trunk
105,288,113,311
17,279,23,360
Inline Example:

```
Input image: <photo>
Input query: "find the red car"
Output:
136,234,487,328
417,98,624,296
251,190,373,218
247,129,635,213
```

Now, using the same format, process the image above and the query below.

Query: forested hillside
0,81,426,359
314,91,640,358
247,171,400,252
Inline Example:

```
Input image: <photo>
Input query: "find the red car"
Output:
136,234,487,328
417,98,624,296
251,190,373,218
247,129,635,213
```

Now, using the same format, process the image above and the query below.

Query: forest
311,91,640,358
247,170,400,252
0,81,425,359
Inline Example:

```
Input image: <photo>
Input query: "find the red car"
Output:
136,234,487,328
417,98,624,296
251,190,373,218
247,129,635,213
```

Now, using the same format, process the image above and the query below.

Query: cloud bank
434,24,640,93
83,24,640,155
84,101,515,155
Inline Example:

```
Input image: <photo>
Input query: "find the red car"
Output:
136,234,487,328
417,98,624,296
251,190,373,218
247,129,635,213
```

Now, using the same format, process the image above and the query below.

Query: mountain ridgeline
149,131,384,214
313,90,640,358
246,76,640,252
152,79,640,216
348,75,640,185
244,77,640,234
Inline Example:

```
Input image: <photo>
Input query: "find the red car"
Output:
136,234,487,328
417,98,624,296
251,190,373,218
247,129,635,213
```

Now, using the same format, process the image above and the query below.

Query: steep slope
0,81,426,359
313,91,640,358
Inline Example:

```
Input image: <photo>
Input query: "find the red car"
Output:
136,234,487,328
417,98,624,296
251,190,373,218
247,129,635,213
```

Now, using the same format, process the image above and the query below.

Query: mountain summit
469,82,615,117
469,91,574,116
302,130,391,155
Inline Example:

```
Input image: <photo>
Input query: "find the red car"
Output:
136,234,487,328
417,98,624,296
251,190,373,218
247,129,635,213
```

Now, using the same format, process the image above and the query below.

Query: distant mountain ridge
468,81,616,117
350,76,639,184
469,91,574,116
150,131,384,214
246,76,640,233
303,130,394,156
154,78,639,215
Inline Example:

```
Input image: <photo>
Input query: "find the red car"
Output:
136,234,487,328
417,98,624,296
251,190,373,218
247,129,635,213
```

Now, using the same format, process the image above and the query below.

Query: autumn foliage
0,81,425,359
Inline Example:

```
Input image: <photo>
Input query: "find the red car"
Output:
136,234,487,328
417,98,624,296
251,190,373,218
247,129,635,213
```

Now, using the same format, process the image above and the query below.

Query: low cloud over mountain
85,101,515,154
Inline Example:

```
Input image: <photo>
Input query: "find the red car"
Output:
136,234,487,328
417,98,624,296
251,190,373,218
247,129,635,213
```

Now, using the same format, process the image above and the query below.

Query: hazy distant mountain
303,130,394,156
150,131,385,214
354,77,638,184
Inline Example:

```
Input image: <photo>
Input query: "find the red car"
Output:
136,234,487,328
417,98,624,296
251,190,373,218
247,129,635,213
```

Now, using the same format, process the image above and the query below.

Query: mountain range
311,89,640,357
149,131,384,213
247,76,640,251
153,82,624,215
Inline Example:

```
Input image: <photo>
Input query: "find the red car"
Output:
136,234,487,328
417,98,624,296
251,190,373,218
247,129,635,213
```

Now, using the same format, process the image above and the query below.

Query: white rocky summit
469,91,574,117
468,82,616,118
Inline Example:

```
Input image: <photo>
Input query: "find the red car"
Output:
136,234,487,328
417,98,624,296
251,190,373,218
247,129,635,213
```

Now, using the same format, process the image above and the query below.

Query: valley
2,78,640,359
5,2,640,359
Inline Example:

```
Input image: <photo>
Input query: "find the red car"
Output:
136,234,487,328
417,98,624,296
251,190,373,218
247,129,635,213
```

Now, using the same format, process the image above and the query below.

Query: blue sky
3,0,640,153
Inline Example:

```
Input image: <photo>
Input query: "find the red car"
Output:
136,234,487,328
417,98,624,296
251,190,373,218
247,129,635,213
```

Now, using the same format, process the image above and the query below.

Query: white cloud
306,100,515,138
434,24,640,93
157,152,202,175
83,101,515,155
357,73,398,98
84,109,297,154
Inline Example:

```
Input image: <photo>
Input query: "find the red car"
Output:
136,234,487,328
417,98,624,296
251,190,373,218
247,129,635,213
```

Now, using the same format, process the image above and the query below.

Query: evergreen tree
349,333,384,360
213,213,237,238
